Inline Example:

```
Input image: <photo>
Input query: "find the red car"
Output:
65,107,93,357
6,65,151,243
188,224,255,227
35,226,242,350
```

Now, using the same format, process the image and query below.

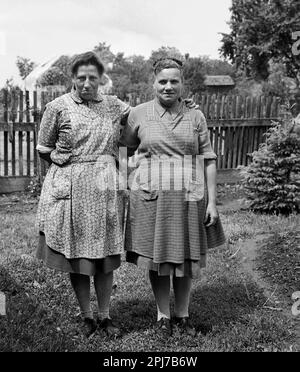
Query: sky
0,0,232,87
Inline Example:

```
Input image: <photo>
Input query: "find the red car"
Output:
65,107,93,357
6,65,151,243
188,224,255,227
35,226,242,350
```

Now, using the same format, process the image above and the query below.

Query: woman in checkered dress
120,58,226,337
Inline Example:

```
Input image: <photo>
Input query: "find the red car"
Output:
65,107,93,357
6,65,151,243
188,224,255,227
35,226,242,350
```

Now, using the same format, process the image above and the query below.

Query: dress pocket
139,189,158,201
185,179,204,202
50,166,71,200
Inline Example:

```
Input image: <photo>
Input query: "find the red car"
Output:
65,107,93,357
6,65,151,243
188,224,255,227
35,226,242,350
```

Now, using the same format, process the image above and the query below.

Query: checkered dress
121,99,226,277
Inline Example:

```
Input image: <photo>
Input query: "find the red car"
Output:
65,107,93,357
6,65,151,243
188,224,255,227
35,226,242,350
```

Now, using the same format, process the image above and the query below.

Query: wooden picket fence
0,90,281,192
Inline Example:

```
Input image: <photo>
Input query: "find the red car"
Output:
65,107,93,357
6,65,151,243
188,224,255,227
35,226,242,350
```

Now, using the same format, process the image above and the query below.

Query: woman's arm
36,102,59,164
195,110,219,226
204,159,219,227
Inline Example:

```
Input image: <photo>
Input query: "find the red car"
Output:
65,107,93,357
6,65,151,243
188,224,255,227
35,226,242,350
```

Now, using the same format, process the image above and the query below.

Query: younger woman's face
153,68,183,107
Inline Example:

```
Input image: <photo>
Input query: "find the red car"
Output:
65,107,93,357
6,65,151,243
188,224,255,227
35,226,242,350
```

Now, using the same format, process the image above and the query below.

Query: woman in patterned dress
120,58,226,338
36,52,129,337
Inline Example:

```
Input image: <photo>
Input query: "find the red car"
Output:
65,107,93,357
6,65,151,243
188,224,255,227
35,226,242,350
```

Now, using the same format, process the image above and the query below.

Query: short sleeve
36,102,59,153
119,108,140,154
196,111,217,160
108,96,131,124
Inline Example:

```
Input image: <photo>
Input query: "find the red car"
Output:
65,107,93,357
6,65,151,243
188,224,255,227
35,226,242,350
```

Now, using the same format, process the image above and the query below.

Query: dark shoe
155,318,172,338
83,317,97,338
173,317,196,337
98,318,121,338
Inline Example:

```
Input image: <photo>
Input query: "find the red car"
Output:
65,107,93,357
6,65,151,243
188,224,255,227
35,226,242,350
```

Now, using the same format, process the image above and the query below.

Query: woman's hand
183,98,200,110
205,203,219,227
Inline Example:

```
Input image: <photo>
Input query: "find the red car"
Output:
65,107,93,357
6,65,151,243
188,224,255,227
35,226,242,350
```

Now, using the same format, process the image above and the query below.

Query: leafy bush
240,110,300,215
27,176,42,198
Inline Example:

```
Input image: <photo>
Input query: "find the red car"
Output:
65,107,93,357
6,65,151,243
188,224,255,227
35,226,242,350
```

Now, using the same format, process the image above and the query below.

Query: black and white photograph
0,0,299,358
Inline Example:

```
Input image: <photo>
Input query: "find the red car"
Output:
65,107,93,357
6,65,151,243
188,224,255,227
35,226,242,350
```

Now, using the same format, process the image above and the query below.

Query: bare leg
149,270,171,321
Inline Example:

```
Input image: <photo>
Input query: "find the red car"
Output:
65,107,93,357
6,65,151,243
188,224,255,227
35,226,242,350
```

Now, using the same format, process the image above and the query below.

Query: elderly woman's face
153,68,183,107
73,64,101,101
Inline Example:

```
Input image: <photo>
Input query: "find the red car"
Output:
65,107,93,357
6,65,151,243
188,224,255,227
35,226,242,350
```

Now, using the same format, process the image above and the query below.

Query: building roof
24,55,62,90
204,75,235,86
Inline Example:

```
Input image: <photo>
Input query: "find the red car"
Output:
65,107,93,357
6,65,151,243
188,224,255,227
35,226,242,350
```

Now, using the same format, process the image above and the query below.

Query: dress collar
70,86,103,104
154,98,183,119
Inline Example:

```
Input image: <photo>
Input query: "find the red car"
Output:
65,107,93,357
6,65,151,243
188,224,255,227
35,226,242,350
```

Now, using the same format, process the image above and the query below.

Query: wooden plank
251,97,256,118
19,91,24,123
231,95,236,119
227,126,233,169
0,123,37,131
235,95,241,118
216,94,221,119
206,119,274,127
220,95,225,119
257,126,265,150
33,91,38,176
237,125,245,167
247,126,255,165
260,95,266,118
3,90,9,176
4,132,8,176
41,92,47,113
10,90,18,123
232,126,239,168
213,125,219,160
211,94,216,119
266,96,272,118
11,131,15,176
205,94,211,119
27,131,31,176
200,94,205,112
256,95,262,118
217,126,224,169
3,90,8,123
245,96,250,118
18,131,23,176
253,123,260,152
225,95,231,119
274,97,280,118
209,127,214,147
241,127,249,165
222,127,229,169
25,90,30,123
0,176,31,193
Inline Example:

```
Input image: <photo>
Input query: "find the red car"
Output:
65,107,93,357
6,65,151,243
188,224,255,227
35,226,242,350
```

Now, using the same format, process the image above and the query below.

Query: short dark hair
153,57,183,75
71,51,105,76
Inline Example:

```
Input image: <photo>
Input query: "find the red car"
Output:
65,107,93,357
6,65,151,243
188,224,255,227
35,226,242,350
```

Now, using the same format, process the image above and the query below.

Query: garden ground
0,185,299,352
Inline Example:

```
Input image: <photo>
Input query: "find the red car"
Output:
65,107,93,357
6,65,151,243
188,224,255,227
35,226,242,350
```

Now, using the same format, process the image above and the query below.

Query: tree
183,57,206,95
37,55,72,89
220,0,300,82
200,56,235,77
16,56,37,79
149,46,184,67
110,53,152,99
240,108,300,215
93,42,115,66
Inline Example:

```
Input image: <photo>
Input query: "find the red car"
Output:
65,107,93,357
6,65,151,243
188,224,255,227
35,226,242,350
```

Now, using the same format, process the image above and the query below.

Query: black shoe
155,318,172,338
173,317,196,337
98,318,121,338
83,317,97,338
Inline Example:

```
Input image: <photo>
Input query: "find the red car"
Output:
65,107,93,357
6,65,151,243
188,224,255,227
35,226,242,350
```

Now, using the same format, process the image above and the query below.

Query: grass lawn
0,189,299,352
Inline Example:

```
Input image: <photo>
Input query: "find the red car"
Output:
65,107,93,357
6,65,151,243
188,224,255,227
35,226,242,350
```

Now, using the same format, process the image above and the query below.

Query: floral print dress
36,88,129,261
